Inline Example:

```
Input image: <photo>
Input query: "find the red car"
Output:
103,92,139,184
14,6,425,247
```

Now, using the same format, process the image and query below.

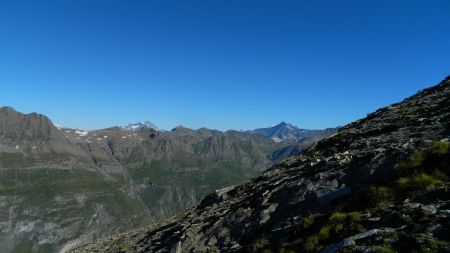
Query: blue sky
0,0,449,131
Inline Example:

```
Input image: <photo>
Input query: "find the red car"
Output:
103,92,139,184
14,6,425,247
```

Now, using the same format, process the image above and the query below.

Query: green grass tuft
396,173,442,195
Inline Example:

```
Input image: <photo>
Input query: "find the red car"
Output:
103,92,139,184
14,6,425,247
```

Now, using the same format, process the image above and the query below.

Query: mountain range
0,107,335,253
74,76,450,253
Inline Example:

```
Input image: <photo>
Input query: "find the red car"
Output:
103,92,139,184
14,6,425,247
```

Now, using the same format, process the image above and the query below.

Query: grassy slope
0,166,150,253
129,154,252,219
0,150,271,252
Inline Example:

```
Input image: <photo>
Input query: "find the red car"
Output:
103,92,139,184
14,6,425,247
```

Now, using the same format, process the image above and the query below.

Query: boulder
315,186,352,204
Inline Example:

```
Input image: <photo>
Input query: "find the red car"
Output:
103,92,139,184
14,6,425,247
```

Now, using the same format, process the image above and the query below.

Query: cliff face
74,76,450,253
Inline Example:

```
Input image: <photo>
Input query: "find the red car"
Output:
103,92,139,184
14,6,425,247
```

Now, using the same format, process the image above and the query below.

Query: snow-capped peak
121,121,160,131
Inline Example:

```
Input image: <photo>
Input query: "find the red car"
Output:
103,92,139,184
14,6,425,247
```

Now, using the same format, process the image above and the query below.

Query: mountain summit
247,121,336,143
121,121,161,131
0,106,59,140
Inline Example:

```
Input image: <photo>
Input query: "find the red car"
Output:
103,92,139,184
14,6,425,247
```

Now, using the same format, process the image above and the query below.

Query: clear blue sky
0,1,449,131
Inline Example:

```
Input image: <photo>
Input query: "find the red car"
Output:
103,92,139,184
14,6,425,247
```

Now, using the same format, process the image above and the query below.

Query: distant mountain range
119,120,337,146
0,107,336,253
119,121,338,161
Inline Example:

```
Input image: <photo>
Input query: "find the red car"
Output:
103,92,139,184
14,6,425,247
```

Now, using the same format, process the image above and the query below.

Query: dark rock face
0,106,59,142
0,106,86,159
73,76,450,253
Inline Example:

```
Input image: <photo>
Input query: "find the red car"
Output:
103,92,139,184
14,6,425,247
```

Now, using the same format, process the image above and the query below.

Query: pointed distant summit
121,121,160,131
247,121,307,143
247,122,336,143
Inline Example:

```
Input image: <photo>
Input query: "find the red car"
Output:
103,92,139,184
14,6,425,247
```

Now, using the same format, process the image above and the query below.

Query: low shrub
393,140,449,177
300,211,362,251
250,239,270,253
425,141,450,157
372,246,397,253
360,186,393,208
301,214,319,230
396,173,442,195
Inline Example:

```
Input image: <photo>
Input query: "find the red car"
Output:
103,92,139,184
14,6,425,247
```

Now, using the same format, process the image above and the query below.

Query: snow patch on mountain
121,121,160,132
75,130,88,136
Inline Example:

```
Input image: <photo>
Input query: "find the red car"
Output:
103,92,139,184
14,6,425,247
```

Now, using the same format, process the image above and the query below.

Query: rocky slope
74,76,450,253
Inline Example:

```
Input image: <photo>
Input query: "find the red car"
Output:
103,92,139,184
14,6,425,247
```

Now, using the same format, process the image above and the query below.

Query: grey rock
422,204,438,215
321,228,396,253
315,186,352,205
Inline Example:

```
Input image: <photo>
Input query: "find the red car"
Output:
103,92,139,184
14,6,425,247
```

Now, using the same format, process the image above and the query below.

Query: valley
0,107,333,253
